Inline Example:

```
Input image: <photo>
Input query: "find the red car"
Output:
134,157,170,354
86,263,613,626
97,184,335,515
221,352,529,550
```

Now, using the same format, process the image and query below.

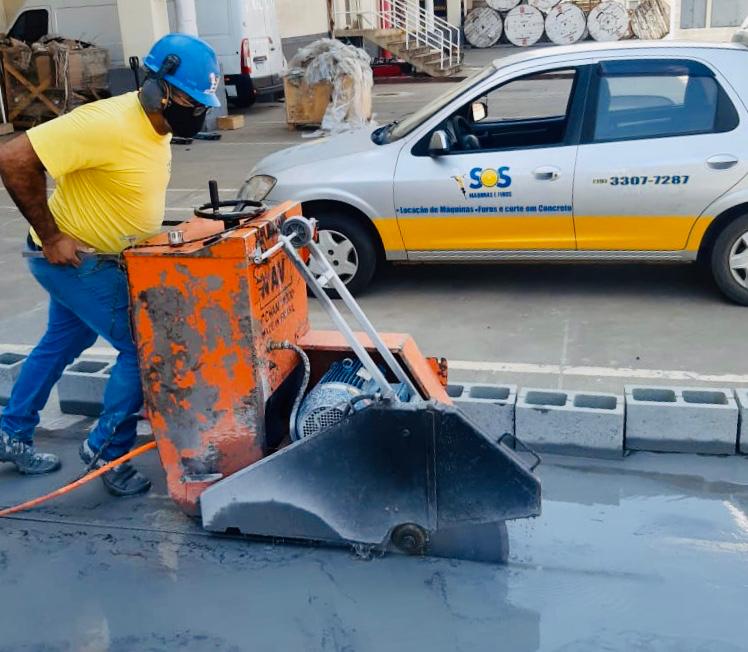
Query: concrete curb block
733,389,748,455
516,388,624,459
625,385,738,455
447,383,516,443
0,352,27,406
58,359,113,417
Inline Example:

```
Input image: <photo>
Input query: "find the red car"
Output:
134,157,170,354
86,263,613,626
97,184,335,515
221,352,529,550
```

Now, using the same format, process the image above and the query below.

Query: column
175,0,199,36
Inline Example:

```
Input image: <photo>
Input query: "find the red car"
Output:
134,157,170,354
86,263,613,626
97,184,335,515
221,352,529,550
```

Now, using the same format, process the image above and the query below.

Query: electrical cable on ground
0,441,157,519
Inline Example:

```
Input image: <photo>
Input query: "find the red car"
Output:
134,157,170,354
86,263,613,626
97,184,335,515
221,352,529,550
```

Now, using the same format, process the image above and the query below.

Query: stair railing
335,0,461,72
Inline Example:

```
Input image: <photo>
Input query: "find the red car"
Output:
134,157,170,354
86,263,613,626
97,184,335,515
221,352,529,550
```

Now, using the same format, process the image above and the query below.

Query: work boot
0,431,61,475
79,440,151,497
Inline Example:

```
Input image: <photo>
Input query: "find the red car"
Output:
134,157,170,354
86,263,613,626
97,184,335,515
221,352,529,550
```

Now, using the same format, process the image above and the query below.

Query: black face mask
163,101,208,138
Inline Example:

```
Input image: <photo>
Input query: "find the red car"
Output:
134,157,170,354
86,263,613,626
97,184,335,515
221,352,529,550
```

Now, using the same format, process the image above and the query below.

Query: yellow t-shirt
27,92,172,253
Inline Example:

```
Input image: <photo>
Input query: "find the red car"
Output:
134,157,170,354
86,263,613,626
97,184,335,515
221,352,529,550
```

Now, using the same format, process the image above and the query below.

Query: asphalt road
0,427,746,652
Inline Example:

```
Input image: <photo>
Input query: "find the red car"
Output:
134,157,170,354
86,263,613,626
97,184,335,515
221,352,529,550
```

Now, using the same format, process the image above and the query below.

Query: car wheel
710,215,748,305
308,212,378,297
230,77,256,109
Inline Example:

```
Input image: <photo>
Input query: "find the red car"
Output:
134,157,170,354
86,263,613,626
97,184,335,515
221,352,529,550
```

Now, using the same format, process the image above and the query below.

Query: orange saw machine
123,182,541,563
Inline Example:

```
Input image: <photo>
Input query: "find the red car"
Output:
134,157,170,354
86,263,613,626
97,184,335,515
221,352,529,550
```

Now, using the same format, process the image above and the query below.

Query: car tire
231,77,256,109
308,211,378,297
710,215,748,305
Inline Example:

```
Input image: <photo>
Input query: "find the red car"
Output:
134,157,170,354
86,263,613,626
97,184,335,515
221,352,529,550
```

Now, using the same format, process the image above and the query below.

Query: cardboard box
284,77,332,127
217,115,245,130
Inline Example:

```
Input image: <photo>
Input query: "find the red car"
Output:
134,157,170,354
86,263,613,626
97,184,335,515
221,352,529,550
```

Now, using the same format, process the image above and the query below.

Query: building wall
670,0,748,41
275,0,328,59
276,0,328,38
2,0,29,31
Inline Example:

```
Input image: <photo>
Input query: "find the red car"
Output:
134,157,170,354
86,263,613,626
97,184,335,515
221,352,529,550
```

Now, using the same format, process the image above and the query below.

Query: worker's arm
0,135,80,266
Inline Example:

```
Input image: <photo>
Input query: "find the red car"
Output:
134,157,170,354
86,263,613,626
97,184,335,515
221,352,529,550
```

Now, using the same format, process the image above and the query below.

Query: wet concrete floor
0,426,746,651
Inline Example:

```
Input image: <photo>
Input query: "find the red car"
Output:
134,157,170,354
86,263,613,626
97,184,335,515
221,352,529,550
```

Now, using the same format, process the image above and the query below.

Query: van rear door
194,0,243,76
246,0,273,79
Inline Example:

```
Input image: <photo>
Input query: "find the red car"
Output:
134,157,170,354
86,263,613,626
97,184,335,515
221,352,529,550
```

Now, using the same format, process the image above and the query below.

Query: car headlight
239,175,277,202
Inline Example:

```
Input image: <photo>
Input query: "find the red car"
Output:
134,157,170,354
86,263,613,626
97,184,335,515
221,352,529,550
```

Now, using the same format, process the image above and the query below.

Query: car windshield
387,66,495,141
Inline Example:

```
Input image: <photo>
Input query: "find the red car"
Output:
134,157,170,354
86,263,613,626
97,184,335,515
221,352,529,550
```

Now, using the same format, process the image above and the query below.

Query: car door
573,58,748,251
393,68,586,256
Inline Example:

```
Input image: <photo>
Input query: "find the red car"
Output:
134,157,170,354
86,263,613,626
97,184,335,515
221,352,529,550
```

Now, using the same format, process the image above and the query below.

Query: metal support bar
305,239,420,398
278,235,398,400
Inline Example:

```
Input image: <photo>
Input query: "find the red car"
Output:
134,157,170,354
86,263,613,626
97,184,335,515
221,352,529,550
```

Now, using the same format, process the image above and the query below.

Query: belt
26,233,42,252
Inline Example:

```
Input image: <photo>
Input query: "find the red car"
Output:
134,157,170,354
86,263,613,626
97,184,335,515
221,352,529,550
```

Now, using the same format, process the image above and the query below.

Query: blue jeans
0,248,143,461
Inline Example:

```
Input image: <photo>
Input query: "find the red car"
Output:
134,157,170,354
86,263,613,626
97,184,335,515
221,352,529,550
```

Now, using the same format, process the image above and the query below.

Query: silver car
240,38,748,303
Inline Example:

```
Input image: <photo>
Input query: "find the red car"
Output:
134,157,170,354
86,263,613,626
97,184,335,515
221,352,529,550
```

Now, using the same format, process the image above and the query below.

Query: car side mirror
471,101,487,123
429,130,450,157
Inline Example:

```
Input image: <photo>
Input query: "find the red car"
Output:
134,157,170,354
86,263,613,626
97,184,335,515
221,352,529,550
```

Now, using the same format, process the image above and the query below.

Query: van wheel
710,215,748,305
231,77,256,108
308,211,378,298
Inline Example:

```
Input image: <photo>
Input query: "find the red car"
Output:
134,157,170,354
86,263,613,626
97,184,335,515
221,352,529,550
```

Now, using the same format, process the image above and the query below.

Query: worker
0,34,221,496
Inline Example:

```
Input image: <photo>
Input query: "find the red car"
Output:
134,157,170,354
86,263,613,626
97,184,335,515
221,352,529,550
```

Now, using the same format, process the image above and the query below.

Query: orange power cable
0,441,158,518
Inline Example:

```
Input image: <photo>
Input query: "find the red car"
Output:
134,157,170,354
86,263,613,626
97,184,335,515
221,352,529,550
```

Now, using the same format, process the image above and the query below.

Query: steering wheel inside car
452,115,481,151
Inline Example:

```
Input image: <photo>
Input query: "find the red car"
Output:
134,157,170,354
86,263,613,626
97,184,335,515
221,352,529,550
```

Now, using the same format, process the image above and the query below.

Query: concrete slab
516,388,624,459
625,385,739,455
0,351,25,405
57,359,113,417
0,430,746,651
447,382,516,443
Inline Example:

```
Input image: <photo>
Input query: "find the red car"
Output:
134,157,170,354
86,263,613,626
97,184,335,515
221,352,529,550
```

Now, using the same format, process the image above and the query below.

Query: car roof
492,40,748,69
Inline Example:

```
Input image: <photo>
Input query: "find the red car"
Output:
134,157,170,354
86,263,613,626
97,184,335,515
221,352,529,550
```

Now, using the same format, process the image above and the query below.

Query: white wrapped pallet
528,0,562,13
505,5,546,47
464,7,504,48
486,0,521,11
631,0,670,40
545,3,588,45
588,1,631,41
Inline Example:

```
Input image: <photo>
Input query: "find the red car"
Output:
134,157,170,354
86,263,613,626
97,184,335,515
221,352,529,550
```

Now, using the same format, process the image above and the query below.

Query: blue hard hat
144,33,221,108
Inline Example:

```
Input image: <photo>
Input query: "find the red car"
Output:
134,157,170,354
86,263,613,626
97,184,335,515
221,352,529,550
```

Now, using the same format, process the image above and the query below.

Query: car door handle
533,166,560,181
706,155,739,170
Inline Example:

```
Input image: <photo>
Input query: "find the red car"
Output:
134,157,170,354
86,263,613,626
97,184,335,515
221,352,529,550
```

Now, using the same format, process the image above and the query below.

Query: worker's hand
42,232,82,267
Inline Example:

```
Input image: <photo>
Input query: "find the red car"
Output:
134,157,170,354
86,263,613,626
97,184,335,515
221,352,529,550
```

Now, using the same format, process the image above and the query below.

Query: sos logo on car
469,166,512,190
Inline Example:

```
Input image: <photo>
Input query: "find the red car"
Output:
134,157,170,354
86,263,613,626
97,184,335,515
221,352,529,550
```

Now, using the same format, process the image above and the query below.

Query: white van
6,0,286,106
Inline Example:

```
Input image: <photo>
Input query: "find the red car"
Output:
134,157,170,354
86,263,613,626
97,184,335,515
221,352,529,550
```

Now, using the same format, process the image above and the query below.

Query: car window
592,60,739,143
389,67,494,142
428,68,579,154
482,70,577,121
8,9,49,44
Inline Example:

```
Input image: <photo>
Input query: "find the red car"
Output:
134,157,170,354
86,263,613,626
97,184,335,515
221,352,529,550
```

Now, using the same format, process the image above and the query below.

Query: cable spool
527,0,562,14
587,1,631,42
545,2,588,45
486,0,521,11
464,7,504,48
504,5,546,47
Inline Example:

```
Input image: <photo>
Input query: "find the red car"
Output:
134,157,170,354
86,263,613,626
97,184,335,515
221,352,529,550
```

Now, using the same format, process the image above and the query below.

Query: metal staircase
334,0,462,78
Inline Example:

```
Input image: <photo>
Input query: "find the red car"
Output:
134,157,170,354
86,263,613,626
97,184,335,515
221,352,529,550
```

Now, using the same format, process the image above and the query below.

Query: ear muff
140,77,167,113
140,54,182,114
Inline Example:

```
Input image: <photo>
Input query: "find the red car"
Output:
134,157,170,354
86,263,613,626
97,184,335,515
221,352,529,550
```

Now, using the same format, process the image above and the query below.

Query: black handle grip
209,180,220,212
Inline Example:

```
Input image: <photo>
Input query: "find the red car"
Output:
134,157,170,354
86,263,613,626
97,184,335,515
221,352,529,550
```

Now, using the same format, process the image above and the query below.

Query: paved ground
1,71,748,651
0,427,746,652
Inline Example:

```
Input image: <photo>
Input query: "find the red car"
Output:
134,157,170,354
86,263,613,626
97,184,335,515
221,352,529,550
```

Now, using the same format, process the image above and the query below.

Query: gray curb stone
516,387,624,459
58,359,113,417
625,385,738,455
0,352,27,406
733,389,748,455
447,383,516,443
